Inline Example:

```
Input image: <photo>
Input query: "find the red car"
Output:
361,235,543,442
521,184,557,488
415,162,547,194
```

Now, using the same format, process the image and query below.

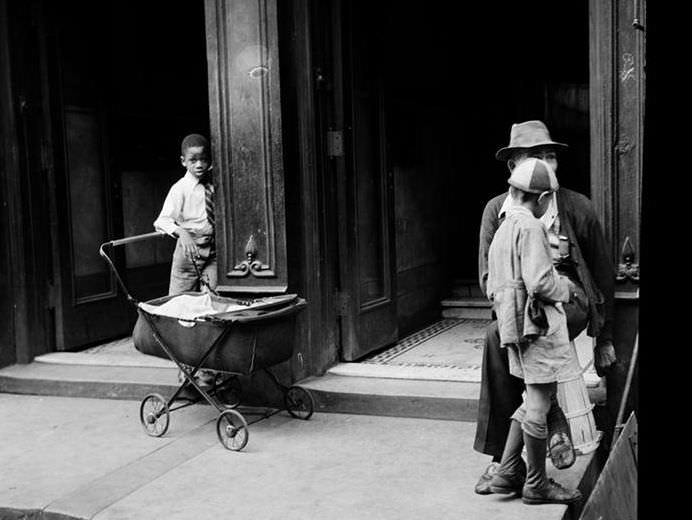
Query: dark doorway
384,0,590,330
44,0,210,350
325,0,590,360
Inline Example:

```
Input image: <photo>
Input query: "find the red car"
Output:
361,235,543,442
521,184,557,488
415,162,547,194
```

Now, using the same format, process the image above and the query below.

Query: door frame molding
0,0,53,363
589,0,645,279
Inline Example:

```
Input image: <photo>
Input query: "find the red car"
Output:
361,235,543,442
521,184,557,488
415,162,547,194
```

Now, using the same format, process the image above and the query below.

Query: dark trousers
473,321,524,458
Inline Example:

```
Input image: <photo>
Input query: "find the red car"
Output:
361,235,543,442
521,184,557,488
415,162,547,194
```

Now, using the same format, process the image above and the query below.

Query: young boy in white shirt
154,133,217,390
155,133,217,295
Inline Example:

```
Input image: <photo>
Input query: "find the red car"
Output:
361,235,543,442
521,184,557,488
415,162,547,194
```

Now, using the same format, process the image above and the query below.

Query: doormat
338,318,491,382
364,318,488,365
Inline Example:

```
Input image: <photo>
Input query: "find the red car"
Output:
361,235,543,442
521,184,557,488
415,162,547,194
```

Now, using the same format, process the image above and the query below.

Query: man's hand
177,229,199,260
594,340,616,377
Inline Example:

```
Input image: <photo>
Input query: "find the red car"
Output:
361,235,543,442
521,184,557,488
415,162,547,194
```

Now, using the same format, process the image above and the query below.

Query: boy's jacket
479,188,615,342
487,206,570,346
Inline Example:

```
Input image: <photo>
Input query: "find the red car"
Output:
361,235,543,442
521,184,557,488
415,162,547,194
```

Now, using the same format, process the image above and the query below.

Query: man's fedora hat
495,120,568,161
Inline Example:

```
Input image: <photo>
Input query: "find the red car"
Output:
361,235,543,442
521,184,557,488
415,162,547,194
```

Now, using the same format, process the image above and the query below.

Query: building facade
0,0,643,420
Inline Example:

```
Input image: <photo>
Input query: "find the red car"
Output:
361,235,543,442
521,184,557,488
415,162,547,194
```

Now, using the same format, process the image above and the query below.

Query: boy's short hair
181,134,210,155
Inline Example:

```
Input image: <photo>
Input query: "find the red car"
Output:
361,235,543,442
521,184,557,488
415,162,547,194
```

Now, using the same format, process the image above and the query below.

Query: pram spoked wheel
139,393,170,437
216,409,249,451
285,386,314,420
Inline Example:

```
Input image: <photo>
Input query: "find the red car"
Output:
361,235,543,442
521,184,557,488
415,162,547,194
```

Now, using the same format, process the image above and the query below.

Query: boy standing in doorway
154,133,217,389
154,133,217,295
485,158,582,504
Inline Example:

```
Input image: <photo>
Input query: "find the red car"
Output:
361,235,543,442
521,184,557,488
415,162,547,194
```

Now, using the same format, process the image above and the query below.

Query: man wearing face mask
473,120,617,495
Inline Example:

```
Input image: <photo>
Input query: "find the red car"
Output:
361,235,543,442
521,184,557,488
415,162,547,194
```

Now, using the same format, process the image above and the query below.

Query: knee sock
523,431,548,491
497,419,525,477
522,416,548,440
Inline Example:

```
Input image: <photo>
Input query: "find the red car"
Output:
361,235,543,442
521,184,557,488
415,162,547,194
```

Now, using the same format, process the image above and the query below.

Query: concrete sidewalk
0,394,594,520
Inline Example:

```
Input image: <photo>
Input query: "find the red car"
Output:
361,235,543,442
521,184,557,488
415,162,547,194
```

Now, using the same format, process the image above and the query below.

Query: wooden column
0,0,54,365
204,0,288,294
0,0,20,367
589,0,645,290
589,0,645,439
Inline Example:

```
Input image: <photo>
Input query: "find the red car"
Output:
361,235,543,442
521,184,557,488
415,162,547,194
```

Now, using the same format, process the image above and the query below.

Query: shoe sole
489,485,521,495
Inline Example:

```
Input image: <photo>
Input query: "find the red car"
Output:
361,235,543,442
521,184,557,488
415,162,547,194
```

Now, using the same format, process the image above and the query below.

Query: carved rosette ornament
230,234,275,277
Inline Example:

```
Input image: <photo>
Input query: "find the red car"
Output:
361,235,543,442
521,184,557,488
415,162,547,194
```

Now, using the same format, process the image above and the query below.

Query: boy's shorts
507,307,582,385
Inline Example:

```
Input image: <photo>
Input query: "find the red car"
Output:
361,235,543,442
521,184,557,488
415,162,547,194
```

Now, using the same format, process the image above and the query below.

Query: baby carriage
99,231,314,451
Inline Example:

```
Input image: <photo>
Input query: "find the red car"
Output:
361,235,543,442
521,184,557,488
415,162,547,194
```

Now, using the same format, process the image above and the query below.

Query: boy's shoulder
506,208,542,228
168,173,193,191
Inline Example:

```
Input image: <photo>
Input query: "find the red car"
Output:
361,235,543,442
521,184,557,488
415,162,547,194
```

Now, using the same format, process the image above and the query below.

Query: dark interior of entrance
48,0,209,348
377,0,590,338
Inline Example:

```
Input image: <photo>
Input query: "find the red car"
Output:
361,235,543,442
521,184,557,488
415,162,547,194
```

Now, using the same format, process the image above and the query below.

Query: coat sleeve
519,224,570,303
478,198,501,297
579,204,616,341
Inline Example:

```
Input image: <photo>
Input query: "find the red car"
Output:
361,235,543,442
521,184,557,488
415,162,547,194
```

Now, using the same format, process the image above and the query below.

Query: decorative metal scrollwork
230,234,275,277
616,236,640,283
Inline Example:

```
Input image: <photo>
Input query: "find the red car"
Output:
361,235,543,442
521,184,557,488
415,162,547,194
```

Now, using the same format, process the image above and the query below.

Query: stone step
0,358,480,422
449,281,485,299
441,298,491,308
0,361,180,401
299,372,480,422
0,345,605,424
440,298,492,319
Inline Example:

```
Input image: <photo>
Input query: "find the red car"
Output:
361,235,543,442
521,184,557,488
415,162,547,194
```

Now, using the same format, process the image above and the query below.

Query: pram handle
99,231,168,303
106,231,167,248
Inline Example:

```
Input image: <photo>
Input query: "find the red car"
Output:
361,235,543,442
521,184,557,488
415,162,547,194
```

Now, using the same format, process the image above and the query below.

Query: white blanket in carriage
139,293,251,321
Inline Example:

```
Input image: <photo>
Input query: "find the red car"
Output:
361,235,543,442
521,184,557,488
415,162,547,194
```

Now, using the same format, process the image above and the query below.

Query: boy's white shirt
154,170,214,237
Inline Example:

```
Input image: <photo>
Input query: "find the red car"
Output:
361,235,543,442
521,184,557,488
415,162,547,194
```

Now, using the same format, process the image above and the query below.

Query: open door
332,0,398,361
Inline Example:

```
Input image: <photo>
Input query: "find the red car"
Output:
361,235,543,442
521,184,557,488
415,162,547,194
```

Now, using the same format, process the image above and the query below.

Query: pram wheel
216,409,249,451
140,393,170,437
285,386,314,420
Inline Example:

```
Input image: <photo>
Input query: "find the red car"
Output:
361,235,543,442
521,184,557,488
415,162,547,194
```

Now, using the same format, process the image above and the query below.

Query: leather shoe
522,478,582,505
488,470,525,495
474,462,499,495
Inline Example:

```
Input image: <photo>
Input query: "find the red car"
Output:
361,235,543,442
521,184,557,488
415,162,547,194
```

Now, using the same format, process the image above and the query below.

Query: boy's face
181,146,211,178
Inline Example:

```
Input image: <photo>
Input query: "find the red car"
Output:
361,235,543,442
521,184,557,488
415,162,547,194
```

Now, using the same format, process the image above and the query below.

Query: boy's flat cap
508,158,559,193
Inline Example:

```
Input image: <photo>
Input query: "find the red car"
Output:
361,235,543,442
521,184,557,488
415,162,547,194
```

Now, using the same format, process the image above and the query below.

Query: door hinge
327,130,344,158
335,291,350,316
